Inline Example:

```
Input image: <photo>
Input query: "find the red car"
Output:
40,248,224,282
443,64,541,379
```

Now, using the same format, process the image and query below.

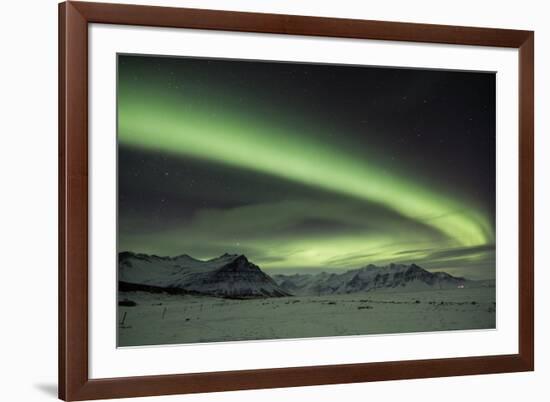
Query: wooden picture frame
59,1,534,400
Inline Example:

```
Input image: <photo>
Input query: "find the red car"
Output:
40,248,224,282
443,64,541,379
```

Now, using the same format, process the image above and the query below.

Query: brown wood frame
59,1,534,400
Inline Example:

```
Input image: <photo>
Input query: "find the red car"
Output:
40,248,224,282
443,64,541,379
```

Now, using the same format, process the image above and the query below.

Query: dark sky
117,54,496,279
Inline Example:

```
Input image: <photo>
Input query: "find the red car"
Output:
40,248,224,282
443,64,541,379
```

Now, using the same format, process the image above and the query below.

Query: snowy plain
118,287,496,347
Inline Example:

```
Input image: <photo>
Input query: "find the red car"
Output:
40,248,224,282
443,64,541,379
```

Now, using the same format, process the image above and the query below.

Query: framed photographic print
59,1,534,400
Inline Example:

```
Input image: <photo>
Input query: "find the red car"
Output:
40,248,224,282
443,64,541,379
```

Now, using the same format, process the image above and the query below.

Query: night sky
117,54,496,279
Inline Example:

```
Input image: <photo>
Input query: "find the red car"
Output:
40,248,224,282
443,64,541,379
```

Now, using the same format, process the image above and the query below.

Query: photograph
116,54,497,347
0,0,543,400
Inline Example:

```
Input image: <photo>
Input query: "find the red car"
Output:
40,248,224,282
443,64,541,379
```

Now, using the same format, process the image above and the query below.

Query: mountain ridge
119,251,289,298
272,262,468,296
119,252,471,299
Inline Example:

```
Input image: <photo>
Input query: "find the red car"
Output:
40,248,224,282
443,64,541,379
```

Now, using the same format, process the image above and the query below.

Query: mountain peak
118,251,289,298
273,262,467,296
407,263,425,271
218,252,241,259
206,253,239,263
212,253,251,265
234,254,248,262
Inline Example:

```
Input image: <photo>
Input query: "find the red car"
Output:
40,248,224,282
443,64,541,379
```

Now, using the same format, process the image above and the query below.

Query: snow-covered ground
118,286,496,347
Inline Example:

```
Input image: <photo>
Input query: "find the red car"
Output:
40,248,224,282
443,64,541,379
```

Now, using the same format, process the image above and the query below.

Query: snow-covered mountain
119,252,469,298
272,263,467,296
118,252,289,298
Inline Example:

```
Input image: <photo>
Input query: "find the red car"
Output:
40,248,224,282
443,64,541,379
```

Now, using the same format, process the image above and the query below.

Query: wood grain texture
58,1,534,400
59,2,89,400
72,1,532,47
518,33,535,370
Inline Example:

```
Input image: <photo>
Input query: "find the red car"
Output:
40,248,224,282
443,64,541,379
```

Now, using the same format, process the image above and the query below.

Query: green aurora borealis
117,55,496,279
